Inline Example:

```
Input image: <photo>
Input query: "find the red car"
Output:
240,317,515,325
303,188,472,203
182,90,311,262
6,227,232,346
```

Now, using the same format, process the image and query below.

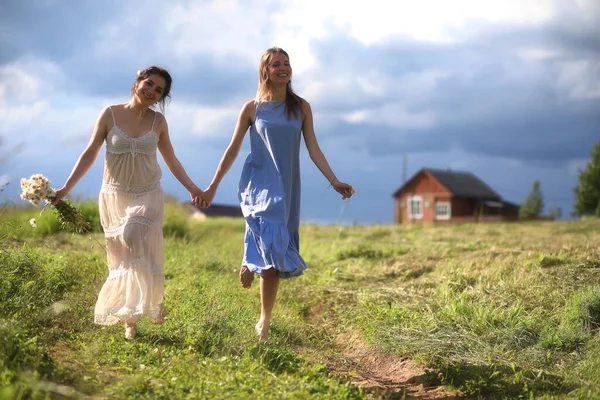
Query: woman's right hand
51,187,69,205
332,180,355,200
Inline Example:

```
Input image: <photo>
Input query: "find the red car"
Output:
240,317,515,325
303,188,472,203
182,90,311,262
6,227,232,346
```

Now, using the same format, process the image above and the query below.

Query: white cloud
0,61,106,146
0,101,49,127
82,0,578,79
557,60,600,99
517,48,560,61
277,0,558,47
163,0,271,62
342,110,369,123
0,59,67,106
343,104,435,129
168,102,239,139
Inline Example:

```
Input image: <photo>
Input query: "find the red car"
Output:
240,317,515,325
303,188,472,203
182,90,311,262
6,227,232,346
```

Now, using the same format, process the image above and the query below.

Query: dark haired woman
198,48,354,341
53,66,205,339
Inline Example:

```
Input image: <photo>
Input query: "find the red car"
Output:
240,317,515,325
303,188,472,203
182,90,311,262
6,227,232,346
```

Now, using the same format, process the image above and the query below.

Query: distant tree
547,206,562,220
573,139,600,217
520,180,544,218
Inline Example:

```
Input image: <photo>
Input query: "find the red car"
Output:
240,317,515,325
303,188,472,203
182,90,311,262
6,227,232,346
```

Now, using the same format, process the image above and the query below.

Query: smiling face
134,74,166,106
265,52,292,86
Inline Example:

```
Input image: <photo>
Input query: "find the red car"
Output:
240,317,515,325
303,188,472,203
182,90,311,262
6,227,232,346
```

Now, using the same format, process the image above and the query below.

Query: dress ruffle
243,217,306,278
94,266,165,325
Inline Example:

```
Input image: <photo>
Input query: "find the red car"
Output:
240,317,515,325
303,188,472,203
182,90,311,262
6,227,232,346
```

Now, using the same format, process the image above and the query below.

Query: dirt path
303,305,463,399
323,330,461,399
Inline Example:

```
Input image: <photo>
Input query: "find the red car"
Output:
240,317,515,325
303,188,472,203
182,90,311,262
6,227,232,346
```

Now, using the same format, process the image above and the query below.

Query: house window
408,196,423,219
435,201,451,220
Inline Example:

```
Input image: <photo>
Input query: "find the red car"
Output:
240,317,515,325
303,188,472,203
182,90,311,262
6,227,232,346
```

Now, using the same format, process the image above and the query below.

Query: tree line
521,139,600,219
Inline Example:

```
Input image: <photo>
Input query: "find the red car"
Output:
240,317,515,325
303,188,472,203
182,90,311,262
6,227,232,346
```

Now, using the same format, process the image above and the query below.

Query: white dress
94,106,165,325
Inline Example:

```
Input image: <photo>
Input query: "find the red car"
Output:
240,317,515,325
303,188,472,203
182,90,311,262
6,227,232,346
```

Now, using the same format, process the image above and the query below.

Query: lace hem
106,256,163,278
94,303,164,325
101,181,160,195
104,216,162,238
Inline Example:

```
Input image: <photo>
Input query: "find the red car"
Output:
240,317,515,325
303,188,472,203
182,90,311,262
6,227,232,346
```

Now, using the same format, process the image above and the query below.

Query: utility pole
402,153,408,183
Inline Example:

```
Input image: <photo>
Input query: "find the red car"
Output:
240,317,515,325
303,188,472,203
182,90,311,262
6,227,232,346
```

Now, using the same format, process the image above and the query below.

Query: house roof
188,202,244,218
393,168,502,200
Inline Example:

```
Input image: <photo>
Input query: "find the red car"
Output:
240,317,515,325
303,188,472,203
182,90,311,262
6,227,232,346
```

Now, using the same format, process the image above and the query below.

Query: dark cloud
1,1,257,104
0,0,123,62
60,56,256,104
300,16,600,167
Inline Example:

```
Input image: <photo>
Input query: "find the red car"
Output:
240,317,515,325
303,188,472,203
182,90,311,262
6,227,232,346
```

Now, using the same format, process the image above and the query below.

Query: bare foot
240,265,254,289
125,322,136,339
153,303,166,325
255,321,268,342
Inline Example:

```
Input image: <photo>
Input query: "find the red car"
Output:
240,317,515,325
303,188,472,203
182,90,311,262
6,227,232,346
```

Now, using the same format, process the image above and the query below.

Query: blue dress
238,101,307,278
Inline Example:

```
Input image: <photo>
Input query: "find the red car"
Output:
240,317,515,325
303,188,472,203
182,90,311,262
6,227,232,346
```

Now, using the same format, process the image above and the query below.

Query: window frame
435,201,451,220
408,195,423,219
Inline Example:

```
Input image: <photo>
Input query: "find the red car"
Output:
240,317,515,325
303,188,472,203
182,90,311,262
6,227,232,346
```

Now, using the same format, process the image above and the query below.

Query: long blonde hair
256,47,303,120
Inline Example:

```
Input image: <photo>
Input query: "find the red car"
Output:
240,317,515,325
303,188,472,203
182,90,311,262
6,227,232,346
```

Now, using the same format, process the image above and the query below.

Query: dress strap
108,106,116,125
151,111,157,131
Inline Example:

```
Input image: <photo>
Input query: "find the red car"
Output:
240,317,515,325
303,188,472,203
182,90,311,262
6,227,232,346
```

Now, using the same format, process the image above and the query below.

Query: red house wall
451,197,475,217
395,172,452,224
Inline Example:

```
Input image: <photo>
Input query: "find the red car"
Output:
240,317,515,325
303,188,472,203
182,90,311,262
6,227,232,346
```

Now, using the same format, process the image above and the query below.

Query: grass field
1,200,600,399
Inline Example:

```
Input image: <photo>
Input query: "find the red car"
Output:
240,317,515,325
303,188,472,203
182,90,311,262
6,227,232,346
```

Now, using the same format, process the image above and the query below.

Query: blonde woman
198,48,354,341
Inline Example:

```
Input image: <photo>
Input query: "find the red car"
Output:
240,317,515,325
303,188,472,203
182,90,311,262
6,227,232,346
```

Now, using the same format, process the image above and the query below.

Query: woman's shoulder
153,109,165,120
105,103,127,112
243,99,258,110
101,103,126,118
298,97,311,113
240,99,258,116
98,104,118,122
151,110,167,132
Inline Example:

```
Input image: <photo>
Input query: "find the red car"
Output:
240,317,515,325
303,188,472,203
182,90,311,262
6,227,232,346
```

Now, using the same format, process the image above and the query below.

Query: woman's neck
125,98,150,117
265,85,287,102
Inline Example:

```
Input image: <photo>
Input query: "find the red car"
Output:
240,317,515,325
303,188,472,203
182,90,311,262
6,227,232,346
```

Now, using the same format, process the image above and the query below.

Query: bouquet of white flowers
20,174,91,233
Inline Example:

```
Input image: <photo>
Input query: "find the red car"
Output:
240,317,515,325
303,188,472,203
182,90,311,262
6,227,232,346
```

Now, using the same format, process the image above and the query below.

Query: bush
162,198,190,239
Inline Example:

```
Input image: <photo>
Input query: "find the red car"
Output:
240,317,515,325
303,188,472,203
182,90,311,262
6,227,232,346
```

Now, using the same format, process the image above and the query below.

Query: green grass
1,201,600,399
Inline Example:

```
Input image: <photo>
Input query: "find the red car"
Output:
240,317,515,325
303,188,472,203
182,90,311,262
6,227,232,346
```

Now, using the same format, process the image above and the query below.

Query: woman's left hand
332,180,355,200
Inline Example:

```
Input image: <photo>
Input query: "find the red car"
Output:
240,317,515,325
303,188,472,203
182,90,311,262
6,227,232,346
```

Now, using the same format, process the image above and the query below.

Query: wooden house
393,168,520,224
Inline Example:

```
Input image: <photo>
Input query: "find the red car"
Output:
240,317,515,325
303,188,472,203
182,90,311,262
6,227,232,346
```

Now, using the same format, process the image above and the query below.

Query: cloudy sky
1,0,598,224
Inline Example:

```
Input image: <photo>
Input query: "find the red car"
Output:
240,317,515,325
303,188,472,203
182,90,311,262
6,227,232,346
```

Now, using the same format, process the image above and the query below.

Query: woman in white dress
53,66,206,339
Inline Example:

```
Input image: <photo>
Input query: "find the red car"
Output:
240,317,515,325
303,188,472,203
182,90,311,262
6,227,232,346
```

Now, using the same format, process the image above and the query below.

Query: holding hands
199,185,216,208
190,186,209,208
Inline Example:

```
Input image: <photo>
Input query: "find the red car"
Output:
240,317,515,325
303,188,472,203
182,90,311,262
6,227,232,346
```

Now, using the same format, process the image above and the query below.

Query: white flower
20,174,55,207
29,218,37,228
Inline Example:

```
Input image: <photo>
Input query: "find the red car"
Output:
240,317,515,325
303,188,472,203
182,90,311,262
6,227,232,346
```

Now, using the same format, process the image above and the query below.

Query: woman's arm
201,100,255,206
52,107,110,204
301,101,354,199
156,114,203,199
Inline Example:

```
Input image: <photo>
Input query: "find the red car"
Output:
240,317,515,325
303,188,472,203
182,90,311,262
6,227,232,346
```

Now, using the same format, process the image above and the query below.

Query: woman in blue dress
199,47,354,341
